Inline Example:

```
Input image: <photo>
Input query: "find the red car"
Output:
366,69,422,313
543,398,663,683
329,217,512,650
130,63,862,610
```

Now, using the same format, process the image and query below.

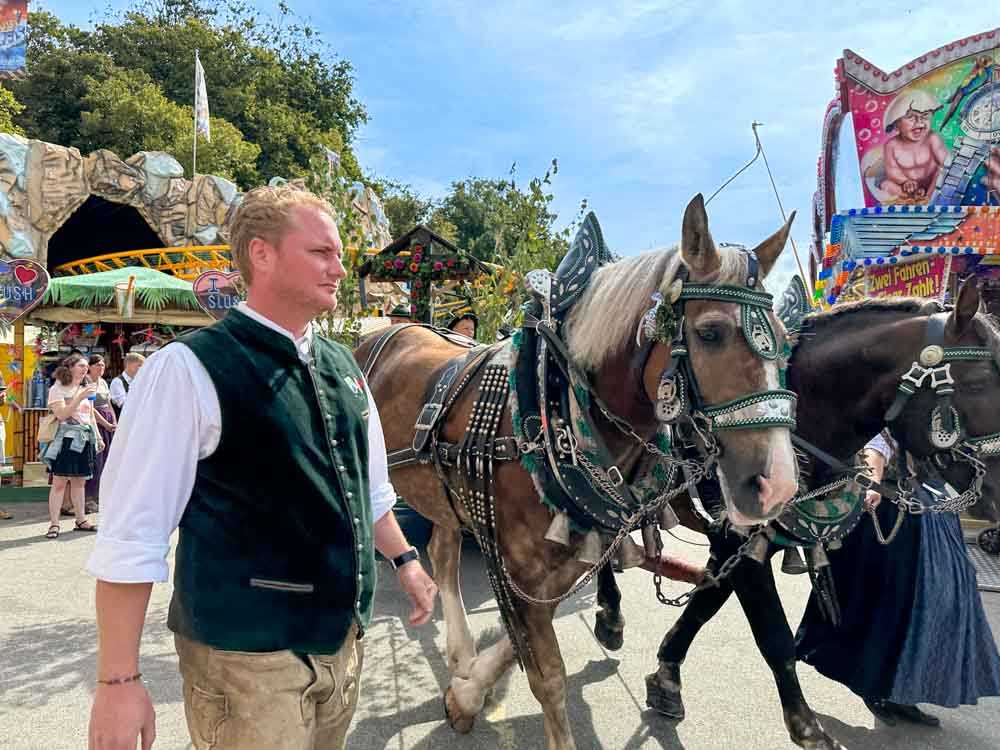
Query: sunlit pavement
2,502,998,749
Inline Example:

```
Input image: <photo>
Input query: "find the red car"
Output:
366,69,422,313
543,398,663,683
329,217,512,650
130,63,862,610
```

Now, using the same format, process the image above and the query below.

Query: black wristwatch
390,547,420,570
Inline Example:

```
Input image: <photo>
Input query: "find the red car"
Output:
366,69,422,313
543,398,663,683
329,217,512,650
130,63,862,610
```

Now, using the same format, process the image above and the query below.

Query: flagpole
193,49,199,178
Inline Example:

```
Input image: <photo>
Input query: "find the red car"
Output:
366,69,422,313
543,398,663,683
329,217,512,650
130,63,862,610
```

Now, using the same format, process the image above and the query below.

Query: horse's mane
799,295,1000,369
564,244,753,371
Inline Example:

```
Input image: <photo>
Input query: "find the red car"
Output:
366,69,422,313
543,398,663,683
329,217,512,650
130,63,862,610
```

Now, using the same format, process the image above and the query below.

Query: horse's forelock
564,244,754,372
972,313,1000,370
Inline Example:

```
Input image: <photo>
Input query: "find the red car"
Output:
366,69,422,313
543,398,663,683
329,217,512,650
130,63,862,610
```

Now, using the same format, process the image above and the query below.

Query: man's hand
89,681,156,750
396,562,438,626
864,490,882,510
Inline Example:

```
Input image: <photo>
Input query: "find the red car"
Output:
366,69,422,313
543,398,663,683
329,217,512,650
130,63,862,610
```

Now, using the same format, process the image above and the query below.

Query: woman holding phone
43,353,100,538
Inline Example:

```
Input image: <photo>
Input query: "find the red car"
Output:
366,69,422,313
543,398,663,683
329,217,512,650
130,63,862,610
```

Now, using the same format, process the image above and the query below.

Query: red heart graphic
193,270,245,321
14,266,37,285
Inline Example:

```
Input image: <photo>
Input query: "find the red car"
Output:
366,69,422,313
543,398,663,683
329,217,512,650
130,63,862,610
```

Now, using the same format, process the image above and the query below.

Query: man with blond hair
87,185,438,750
109,352,145,418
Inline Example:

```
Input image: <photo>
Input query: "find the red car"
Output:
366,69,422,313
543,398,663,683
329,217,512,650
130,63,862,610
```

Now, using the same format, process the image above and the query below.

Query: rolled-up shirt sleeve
365,384,398,522
108,376,127,408
86,345,220,583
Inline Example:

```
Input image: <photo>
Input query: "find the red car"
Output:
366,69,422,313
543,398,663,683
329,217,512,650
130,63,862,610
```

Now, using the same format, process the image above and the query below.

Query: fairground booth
0,135,393,487
812,29,999,308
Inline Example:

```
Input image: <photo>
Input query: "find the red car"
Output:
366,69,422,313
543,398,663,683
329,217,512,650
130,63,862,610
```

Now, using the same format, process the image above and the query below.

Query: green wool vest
166,309,375,654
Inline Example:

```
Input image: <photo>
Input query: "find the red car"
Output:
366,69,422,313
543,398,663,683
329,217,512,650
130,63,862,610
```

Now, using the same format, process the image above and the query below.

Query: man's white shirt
86,303,398,583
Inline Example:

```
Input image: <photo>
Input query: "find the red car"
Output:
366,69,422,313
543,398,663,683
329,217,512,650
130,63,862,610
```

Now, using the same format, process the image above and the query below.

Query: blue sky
41,1,999,292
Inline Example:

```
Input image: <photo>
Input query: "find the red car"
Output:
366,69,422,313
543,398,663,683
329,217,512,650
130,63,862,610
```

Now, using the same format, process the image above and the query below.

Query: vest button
353,517,360,524
338,465,347,472
357,573,363,581
356,543,363,551
346,492,354,499
331,439,339,447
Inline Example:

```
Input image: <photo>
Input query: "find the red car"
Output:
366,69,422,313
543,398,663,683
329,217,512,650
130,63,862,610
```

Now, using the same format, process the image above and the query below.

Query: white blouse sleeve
866,432,894,462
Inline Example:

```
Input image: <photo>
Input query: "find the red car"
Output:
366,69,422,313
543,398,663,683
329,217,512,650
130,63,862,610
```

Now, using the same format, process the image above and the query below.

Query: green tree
10,3,366,187
370,178,435,239
78,67,260,185
0,86,24,136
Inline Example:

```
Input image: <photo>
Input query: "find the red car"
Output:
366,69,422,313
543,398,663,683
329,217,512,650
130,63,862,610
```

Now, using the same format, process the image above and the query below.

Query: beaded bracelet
97,672,142,686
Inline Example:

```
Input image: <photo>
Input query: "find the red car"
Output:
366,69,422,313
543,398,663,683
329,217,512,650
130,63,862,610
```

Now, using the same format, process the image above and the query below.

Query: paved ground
1,501,998,750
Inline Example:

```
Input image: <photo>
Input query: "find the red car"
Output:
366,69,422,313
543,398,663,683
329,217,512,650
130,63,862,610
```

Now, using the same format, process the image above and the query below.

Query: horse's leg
428,524,476,676
645,573,735,719
520,603,576,750
445,637,517,733
594,563,625,650
729,556,844,750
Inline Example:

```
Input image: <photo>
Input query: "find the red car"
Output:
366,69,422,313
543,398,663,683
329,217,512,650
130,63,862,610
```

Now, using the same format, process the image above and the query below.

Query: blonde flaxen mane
564,244,755,372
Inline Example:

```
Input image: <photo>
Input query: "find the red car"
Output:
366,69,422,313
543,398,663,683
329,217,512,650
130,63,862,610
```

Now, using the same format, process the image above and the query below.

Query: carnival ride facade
812,29,1000,309
0,134,396,483
811,29,1000,555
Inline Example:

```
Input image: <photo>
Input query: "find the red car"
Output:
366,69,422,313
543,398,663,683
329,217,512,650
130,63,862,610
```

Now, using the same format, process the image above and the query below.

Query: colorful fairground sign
0,258,49,328
812,29,1000,308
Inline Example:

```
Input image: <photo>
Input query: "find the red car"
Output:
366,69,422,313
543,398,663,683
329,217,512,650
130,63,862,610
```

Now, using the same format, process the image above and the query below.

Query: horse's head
885,279,1000,523
676,195,799,524
565,195,799,525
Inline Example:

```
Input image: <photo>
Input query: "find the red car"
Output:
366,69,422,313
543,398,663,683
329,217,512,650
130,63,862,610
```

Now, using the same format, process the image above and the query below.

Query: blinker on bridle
637,249,797,433
884,312,1000,459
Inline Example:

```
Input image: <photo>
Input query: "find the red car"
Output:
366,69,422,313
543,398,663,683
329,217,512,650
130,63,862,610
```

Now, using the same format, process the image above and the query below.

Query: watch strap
391,547,420,570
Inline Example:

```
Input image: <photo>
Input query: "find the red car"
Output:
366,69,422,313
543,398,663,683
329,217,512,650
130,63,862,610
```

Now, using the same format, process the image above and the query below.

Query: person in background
446,310,478,340
87,185,438,750
388,304,413,325
0,373,18,520
84,355,117,513
43,353,100,538
109,353,145,417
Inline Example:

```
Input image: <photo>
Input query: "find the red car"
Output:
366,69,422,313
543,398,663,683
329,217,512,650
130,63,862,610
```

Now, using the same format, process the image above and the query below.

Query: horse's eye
696,326,721,343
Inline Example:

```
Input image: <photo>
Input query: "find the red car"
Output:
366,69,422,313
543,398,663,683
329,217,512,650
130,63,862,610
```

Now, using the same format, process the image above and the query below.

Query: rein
786,310,1000,546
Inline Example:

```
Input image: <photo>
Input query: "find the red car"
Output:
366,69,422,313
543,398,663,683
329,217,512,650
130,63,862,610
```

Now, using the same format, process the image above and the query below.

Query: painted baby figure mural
879,90,949,201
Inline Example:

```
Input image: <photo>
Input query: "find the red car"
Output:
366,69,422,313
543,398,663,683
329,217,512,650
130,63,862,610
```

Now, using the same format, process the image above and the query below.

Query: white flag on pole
195,53,211,142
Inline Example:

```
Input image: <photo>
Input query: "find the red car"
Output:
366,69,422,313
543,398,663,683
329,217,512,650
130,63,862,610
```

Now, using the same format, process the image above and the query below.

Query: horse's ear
752,211,796,278
952,276,982,334
681,194,720,277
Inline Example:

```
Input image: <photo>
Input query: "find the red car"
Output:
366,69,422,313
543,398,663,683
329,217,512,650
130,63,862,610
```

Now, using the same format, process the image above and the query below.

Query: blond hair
124,352,146,366
229,186,336,284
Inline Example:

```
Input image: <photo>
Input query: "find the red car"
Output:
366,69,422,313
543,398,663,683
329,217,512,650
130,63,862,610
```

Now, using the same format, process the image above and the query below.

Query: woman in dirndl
43,353,100,538
84,355,116,512
796,432,1000,725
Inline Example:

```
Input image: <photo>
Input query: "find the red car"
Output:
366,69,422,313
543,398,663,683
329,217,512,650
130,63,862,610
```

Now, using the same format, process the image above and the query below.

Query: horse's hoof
786,708,845,750
645,672,685,720
594,610,624,651
444,687,476,734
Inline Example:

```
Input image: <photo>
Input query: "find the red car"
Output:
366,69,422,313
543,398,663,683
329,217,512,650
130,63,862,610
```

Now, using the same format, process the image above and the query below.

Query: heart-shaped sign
193,270,245,321
0,258,49,328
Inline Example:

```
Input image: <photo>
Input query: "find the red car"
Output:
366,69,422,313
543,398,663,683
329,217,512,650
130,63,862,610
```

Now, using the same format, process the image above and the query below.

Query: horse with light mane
354,195,800,750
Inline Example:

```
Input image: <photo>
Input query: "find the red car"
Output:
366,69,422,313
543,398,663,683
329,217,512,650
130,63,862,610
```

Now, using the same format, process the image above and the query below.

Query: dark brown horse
355,196,800,749
596,279,1000,749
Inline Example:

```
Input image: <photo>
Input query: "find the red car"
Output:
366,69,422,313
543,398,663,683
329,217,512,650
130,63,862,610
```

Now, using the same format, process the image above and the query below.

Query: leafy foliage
0,85,24,136
10,2,366,186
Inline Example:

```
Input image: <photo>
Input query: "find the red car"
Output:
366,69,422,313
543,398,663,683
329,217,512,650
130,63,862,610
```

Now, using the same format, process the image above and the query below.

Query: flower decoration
434,261,444,271
414,280,423,289
446,258,455,268
384,260,393,269
409,262,419,272
413,253,423,263
394,259,405,269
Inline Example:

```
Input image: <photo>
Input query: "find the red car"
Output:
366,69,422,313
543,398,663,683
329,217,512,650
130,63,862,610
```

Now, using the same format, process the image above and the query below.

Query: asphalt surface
1,502,998,750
